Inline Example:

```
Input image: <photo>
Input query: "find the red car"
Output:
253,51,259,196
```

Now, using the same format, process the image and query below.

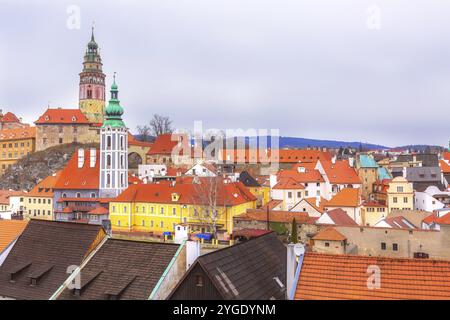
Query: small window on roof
196,274,204,287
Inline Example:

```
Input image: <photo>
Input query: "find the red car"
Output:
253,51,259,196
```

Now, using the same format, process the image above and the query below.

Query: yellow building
387,177,414,213
360,201,388,226
23,171,61,221
0,127,35,174
109,180,256,238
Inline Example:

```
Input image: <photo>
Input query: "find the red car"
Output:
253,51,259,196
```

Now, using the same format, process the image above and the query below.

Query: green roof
102,79,125,128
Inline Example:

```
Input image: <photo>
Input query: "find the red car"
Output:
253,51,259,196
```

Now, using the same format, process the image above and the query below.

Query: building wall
361,205,387,226
312,239,346,255
358,167,377,199
414,191,445,212
35,124,99,151
0,137,35,174
387,178,414,213
23,195,53,221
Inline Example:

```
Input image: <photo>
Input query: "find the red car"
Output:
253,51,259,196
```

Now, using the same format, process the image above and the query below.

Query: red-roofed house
323,188,362,224
316,208,359,226
34,108,100,151
0,110,28,130
146,133,192,166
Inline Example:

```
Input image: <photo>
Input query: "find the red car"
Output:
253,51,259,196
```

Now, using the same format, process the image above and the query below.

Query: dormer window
45,116,50,121
72,116,77,122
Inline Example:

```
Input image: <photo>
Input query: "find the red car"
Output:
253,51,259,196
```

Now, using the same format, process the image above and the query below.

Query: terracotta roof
35,109,90,125
443,152,450,162
237,209,317,224
146,133,181,155
54,149,99,190
0,190,25,205
439,160,450,174
362,200,387,208
380,216,417,229
324,188,360,208
87,206,109,215
321,160,361,185
295,252,450,300
422,212,438,225
219,149,331,164
232,229,272,239
312,227,346,241
304,197,325,213
319,208,358,226
0,126,35,141
27,171,62,197
111,179,256,206
260,199,283,211
273,177,305,190
128,173,142,185
0,220,28,253
128,133,153,147
58,239,180,300
0,112,21,123
277,169,325,183
0,220,105,300
435,213,450,225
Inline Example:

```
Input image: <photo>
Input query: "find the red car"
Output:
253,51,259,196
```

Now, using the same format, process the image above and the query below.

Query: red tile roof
0,190,25,205
35,109,90,125
312,227,346,241
0,112,21,123
54,149,99,190
304,197,326,213
146,133,182,155
272,177,305,190
277,169,325,183
111,179,256,206
382,216,417,229
87,206,109,215
443,152,450,162
435,213,450,225
295,252,450,300
0,127,35,141
320,208,358,226
27,171,62,197
321,159,361,185
128,133,153,147
324,188,360,208
439,160,450,174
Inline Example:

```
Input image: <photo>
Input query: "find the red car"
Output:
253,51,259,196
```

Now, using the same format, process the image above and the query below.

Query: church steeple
79,26,106,123
103,74,125,128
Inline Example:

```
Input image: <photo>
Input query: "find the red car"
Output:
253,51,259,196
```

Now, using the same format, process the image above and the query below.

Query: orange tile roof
54,149,99,190
312,227,346,241
0,190,25,205
128,133,153,147
319,208,359,226
273,177,305,190
237,209,317,224
27,171,62,197
0,126,35,141
111,179,256,206
295,252,450,300
435,213,450,225
0,112,21,123
321,160,361,184
0,220,28,253
35,108,90,125
277,169,325,183
87,206,109,215
219,149,331,164
324,188,360,208
439,160,450,174
146,133,182,155
304,197,325,213
443,152,450,162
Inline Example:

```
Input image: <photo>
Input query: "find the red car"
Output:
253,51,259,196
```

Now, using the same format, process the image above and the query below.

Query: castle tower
79,27,106,123
99,75,128,198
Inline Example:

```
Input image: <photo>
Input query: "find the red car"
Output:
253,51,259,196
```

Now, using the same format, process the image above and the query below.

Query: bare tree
190,176,230,239
149,114,173,136
136,125,152,142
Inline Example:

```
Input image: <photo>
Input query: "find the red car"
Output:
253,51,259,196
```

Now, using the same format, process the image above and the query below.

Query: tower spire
91,21,95,41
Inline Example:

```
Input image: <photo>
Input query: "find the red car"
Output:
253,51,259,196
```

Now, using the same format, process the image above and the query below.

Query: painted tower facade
99,77,128,198
79,28,106,124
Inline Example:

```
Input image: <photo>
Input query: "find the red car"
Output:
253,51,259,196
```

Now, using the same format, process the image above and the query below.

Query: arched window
91,192,96,198
107,155,111,167
62,193,67,198
106,174,111,188
107,136,112,148
120,173,124,187
76,192,81,198
120,136,124,150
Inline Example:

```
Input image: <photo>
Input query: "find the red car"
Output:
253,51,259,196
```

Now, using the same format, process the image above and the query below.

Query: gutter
148,240,186,300
49,234,109,300
288,253,305,300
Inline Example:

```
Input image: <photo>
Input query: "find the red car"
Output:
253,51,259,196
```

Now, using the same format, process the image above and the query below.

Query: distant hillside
0,142,99,191
275,137,388,150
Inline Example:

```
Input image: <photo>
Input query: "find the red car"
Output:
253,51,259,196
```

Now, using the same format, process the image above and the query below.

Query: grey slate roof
57,239,180,300
238,171,261,187
406,167,441,182
0,220,104,300
172,232,286,300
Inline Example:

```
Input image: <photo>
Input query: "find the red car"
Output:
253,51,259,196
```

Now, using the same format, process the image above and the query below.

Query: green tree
291,218,298,244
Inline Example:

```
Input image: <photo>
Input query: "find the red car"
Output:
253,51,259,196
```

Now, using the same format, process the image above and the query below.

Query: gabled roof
58,239,180,300
324,188,360,208
378,216,417,229
312,227,346,241
0,112,21,123
318,208,358,226
277,169,325,183
169,232,286,300
303,197,325,213
35,109,91,125
146,133,180,155
0,220,28,253
377,167,392,180
87,206,109,215
435,213,450,225
443,152,450,162
27,171,62,197
54,149,100,190
273,177,305,190
238,171,260,187
295,252,450,300
320,160,361,185
439,160,450,174
0,220,105,300
406,167,442,182
111,179,256,206
0,127,35,141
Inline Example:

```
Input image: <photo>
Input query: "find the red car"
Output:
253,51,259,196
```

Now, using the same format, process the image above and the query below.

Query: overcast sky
0,0,449,147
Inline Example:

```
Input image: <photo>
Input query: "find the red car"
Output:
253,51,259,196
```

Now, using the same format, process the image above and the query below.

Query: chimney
331,155,336,164
186,240,201,271
89,148,96,168
286,243,305,300
77,149,85,168
348,157,354,167
315,196,320,207
402,166,407,178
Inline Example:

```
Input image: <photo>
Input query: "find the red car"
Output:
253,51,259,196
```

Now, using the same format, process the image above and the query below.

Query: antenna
293,243,305,257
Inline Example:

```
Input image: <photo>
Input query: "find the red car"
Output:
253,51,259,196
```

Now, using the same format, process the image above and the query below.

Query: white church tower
99,74,128,198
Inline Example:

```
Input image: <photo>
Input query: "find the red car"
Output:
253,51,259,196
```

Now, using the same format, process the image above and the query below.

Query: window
305,191,309,197
324,242,330,247
172,207,176,215
397,186,403,192
151,207,154,214
393,197,398,203
59,138,63,144
316,183,320,187
160,221,164,228
91,193,96,198
142,220,145,226
403,197,408,203
124,206,127,213
76,192,81,198
161,207,164,214
297,191,301,198
287,192,292,199
107,136,112,148
151,220,154,227
112,206,116,213
196,275,204,287
381,242,386,250
393,243,398,251
117,220,121,226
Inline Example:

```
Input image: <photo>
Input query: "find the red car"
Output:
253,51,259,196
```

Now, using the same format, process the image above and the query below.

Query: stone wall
36,124,99,151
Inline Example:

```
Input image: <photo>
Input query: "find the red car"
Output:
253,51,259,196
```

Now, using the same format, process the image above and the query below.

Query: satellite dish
293,243,305,257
